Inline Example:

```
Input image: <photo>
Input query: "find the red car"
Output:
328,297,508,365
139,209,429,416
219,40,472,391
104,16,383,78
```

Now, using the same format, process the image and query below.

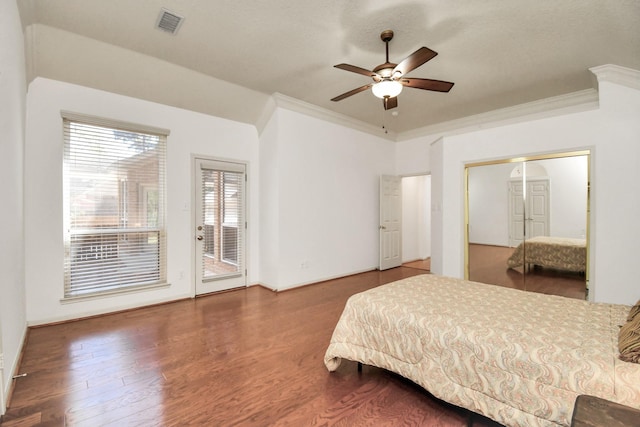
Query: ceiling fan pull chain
381,104,388,134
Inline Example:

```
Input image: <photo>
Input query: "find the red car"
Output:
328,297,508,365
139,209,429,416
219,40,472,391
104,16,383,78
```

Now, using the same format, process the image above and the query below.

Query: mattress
324,274,639,427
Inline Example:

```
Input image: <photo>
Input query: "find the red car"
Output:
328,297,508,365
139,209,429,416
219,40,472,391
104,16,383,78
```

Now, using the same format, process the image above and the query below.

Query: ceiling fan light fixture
372,79,403,99
331,30,453,110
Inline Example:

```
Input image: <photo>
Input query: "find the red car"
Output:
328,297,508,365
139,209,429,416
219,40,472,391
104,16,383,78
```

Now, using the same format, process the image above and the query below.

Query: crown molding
396,88,599,142
265,93,397,141
259,79,611,144
589,64,640,90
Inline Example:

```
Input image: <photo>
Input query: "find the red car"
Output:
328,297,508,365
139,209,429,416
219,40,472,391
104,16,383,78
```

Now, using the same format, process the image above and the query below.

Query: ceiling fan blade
401,77,454,92
334,63,378,79
393,47,438,76
383,96,398,110
331,84,372,102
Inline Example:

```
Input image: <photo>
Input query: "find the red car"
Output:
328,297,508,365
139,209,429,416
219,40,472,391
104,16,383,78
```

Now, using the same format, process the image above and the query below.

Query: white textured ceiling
17,0,640,136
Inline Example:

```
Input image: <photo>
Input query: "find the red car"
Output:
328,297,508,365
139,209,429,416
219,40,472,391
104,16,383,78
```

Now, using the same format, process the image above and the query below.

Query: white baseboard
27,293,193,327
274,268,377,292
251,282,277,291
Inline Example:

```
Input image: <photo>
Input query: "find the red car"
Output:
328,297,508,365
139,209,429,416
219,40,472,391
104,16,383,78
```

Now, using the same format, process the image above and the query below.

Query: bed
507,236,586,273
324,274,640,427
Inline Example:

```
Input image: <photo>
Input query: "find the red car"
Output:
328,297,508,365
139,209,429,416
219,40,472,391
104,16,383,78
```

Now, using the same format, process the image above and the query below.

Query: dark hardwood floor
402,258,430,271
2,267,502,427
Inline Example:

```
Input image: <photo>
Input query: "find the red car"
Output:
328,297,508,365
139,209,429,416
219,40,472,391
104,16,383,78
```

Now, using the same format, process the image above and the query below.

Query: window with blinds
63,113,167,298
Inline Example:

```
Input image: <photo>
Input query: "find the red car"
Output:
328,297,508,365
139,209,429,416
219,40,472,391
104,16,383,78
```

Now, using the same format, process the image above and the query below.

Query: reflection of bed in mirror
507,236,586,273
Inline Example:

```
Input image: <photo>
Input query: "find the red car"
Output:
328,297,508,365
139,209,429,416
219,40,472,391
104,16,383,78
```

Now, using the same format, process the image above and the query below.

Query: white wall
22,77,400,321
402,175,431,262
467,163,513,246
533,156,588,239
24,78,260,325
259,108,396,290
419,79,640,305
396,137,431,176
0,0,27,413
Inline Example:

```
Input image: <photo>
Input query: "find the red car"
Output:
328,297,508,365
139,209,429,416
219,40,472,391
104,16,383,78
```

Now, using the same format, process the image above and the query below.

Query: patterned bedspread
324,274,639,427
507,236,586,272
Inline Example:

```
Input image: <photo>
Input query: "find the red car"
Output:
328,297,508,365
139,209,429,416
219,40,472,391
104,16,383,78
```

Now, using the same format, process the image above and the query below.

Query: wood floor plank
2,268,504,426
0,412,42,427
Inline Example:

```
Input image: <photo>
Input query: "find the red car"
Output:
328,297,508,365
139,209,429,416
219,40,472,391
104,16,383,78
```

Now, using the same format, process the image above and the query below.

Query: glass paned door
195,158,246,294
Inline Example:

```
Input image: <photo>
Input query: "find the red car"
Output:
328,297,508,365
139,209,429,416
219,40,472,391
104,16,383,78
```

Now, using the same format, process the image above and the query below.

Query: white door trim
193,157,247,295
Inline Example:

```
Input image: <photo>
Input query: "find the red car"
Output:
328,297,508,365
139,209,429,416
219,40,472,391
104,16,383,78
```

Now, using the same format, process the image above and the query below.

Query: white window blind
200,162,245,282
63,114,167,298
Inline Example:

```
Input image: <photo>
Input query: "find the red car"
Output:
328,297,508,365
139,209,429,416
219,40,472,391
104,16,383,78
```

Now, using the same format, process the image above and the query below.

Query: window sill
60,282,171,304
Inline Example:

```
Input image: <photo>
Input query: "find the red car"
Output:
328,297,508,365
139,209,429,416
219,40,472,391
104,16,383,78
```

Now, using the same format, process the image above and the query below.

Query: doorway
402,175,431,268
379,174,432,271
194,158,246,295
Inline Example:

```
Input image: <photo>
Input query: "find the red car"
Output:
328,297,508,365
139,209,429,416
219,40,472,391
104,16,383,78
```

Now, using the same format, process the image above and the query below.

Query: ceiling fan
331,30,454,110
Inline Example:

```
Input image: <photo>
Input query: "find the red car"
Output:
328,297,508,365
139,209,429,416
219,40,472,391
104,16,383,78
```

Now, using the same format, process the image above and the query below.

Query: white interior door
194,158,246,295
508,178,549,246
526,179,550,238
379,175,402,270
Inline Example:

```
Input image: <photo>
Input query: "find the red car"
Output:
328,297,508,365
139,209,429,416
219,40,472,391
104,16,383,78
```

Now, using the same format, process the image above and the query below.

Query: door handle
379,225,386,230
196,235,204,241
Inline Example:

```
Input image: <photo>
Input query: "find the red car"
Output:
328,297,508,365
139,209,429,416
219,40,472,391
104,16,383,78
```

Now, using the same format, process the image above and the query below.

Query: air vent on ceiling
156,8,184,34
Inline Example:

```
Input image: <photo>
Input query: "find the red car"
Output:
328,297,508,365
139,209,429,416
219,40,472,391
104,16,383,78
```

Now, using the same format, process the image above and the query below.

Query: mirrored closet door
465,151,590,300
